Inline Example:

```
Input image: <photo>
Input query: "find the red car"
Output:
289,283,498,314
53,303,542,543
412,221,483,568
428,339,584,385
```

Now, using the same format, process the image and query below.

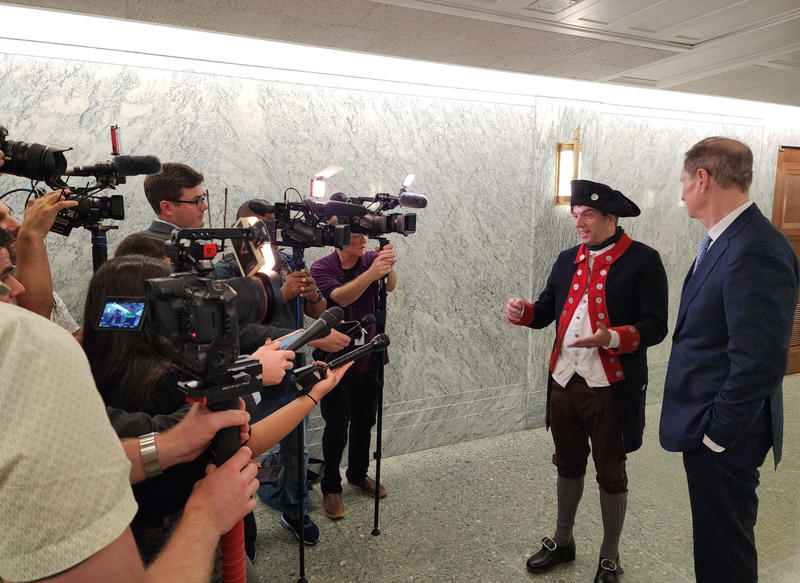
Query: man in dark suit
507,180,668,583
140,162,208,239
660,137,800,582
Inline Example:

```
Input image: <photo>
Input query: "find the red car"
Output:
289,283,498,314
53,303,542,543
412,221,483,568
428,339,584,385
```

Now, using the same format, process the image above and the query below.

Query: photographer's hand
187,445,259,536
157,401,251,468
281,270,309,302
299,271,327,317
253,340,295,386
307,360,353,403
15,190,79,318
21,190,77,238
308,328,351,352
367,243,396,280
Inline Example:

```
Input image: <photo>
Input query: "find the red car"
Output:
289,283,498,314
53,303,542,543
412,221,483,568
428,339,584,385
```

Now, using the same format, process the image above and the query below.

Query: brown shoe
347,475,387,498
323,493,345,520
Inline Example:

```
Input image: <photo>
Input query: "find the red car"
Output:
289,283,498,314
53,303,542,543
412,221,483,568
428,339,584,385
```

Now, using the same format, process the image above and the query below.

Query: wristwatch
138,432,162,478
307,288,323,304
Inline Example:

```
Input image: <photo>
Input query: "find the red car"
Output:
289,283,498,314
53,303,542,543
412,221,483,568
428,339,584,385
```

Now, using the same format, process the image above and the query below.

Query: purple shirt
310,250,388,375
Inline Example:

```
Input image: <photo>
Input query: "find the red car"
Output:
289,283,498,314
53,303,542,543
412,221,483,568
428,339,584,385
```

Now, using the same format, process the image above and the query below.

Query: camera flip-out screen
97,297,147,330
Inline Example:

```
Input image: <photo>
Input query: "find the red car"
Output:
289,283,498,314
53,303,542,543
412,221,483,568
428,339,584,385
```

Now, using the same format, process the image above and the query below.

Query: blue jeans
254,377,310,520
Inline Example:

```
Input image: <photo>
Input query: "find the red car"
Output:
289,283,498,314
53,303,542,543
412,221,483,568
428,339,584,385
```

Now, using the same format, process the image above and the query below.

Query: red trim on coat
549,234,636,385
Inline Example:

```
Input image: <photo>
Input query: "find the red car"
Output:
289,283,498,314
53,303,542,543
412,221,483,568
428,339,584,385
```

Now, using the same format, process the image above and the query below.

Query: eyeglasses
172,193,207,207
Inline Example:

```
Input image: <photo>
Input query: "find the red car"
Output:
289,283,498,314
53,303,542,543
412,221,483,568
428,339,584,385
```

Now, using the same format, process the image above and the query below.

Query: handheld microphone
292,333,390,393
335,313,376,340
327,333,390,368
283,306,344,352
66,155,162,177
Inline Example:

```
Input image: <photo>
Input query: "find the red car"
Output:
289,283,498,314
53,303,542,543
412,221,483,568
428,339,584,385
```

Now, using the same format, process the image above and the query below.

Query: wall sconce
554,127,582,205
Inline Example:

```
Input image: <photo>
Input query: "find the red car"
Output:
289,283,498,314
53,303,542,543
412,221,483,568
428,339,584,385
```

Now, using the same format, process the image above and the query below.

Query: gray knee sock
599,488,627,561
553,475,584,546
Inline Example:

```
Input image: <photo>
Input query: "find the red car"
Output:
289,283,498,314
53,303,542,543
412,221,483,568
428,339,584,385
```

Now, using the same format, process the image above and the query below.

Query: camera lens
1,138,69,187
223,271,283,326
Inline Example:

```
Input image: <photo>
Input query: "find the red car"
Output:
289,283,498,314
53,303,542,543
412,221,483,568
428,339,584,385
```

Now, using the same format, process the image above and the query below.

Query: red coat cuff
509,301,535,327
608,325,641,354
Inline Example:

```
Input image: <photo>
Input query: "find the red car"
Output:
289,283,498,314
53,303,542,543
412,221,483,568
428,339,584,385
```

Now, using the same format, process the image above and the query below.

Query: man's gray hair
683,137,753,193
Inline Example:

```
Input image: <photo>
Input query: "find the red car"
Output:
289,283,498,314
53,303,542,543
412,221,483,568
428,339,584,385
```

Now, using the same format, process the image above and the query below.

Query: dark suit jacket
530,238,669,452
140,219,177,241
660,204,799,465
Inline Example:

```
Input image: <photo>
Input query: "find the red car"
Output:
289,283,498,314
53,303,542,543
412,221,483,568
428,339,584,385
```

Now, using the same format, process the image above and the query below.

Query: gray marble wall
1,49,798,458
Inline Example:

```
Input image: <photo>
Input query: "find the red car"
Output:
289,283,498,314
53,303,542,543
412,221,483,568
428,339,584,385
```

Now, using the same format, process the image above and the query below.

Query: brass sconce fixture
555,127,582,205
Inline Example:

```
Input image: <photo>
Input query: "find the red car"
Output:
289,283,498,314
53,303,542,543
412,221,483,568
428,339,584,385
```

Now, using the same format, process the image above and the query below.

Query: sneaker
279,513,320,545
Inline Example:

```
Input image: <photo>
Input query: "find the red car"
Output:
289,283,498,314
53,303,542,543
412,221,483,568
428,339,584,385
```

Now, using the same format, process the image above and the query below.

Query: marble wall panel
0,51,534,455
2,48,799,458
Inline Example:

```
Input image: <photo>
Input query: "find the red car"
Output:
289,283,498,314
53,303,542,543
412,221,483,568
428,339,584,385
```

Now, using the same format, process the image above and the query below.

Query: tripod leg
371,358,385,536
295,420,307,583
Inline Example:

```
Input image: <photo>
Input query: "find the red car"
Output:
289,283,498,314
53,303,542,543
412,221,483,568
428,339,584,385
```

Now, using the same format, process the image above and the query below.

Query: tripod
371,236,389,536
90,223,118,272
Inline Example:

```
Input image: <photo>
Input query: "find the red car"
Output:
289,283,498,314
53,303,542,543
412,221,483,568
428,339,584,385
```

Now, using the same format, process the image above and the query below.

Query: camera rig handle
179,354,264,464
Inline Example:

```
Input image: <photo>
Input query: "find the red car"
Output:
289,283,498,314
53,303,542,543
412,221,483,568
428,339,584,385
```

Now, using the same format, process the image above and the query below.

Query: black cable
283,186,301,204
0,188,34,201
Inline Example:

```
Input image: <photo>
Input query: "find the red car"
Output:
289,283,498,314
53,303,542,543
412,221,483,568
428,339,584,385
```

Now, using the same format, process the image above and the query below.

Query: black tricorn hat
570,180,640,217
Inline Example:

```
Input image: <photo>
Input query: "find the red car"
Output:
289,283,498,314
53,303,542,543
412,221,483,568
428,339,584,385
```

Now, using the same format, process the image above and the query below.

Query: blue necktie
693,233,712,274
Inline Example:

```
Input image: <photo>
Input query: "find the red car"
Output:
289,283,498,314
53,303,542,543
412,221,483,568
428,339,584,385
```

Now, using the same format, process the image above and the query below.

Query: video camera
0,125,161,236
326,173,426,238
269,199,351,250
98,223,283,404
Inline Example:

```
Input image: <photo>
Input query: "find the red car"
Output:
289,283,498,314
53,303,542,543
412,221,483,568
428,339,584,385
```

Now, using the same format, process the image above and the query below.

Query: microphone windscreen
370,333,390,349
320,306,344,328
320,201,369,217
398,192,428,209
113,155,162,176
360,314,376,328
329,192,348,202
248,200,273,216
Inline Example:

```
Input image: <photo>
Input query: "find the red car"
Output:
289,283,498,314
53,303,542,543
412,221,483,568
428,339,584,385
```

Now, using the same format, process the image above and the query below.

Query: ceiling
6,0,800,106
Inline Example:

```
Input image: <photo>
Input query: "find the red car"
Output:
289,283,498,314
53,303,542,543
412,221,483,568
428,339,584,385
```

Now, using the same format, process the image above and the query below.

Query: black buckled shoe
525,536,576,574
594,557,623,582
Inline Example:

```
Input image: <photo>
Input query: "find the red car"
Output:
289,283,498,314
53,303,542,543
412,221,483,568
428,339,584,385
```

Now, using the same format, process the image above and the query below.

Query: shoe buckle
600,558,618,572
542,537,557,552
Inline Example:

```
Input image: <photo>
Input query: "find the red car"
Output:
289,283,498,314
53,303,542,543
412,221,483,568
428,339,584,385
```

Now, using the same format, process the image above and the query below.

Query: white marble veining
1,48,799,457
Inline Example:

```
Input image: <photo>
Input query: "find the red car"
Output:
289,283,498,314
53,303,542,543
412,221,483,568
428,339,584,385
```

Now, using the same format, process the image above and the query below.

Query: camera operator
1,151,262,583
0,159,83,338
0,231,24,303
140,162,207,238
309,232,397,519
82,254,351,580
0,305,261,583
216,199,351,545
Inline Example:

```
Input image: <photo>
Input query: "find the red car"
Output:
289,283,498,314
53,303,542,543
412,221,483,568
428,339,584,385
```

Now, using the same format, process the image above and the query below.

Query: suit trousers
320,370,380,494
550,374,628,494
682,406,772,583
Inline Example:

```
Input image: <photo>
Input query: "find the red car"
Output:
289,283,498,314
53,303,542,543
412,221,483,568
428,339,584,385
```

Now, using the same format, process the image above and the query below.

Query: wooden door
771,145,800,375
